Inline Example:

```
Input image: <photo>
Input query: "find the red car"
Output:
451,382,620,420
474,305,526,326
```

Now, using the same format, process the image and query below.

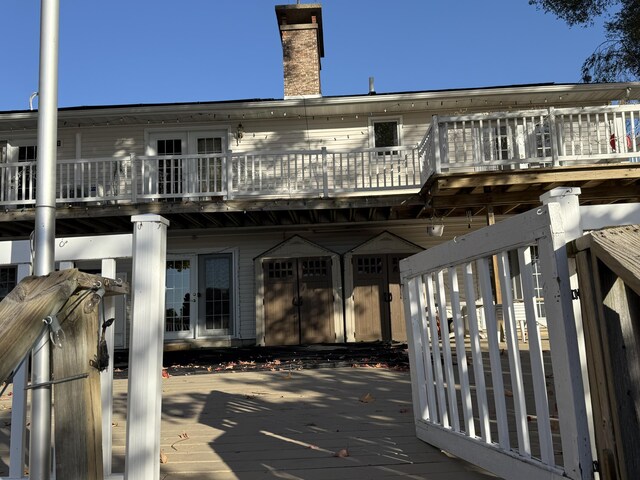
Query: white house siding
160,217,491,347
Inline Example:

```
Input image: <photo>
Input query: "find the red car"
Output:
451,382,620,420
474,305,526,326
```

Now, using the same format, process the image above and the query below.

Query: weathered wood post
0,270,128,480
125,214,169,480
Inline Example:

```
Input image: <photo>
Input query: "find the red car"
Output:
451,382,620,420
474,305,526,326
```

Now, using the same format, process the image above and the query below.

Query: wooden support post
0,270,78,384
52,287,104,480
487,207,502,305
125,215,169,480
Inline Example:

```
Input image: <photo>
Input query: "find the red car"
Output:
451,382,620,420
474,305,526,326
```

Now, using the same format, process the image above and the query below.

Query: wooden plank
433,165,640,190
52,288,104,480
579,226,640,295
0,270,78,384
597,261,640,478
574,250,622,480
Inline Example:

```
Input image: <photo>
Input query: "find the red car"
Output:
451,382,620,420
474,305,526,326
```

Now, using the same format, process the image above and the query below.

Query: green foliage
529,0,640,82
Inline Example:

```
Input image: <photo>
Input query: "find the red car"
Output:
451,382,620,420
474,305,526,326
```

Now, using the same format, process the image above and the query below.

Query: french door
165,253,234,340
147,131,225,199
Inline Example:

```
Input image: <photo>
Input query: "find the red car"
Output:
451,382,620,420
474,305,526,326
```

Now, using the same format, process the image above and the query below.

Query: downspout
31,0,60,478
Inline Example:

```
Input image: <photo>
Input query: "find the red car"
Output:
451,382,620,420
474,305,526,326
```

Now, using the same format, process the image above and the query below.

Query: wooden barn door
352,254,408,342
299,257,335,344
264,259,299,345
264,257,334,345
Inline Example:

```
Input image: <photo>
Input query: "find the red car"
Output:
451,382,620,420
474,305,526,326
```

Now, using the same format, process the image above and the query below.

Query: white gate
400,188,640,480
1,214,169,480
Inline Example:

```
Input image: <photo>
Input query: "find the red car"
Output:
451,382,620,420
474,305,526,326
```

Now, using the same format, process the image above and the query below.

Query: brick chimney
275,3,324,98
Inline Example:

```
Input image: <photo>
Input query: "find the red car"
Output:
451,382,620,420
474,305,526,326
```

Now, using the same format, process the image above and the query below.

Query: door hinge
571,289,580,300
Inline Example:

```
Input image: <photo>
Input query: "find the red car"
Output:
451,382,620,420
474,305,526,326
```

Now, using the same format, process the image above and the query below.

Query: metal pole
31,0,60,478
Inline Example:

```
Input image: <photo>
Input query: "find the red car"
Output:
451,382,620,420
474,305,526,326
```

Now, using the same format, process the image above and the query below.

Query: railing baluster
436,269,460,432
477,256,510,450
425,274,449,428
448,266,475,437
497,251,531,457
518,246,554,465
463,262,492,443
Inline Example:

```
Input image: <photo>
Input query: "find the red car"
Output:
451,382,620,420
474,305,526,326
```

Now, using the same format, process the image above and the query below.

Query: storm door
352,253,408,342
263,257,335,346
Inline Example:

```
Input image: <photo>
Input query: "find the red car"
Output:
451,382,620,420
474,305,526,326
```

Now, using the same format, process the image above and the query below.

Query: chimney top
275,3,324,58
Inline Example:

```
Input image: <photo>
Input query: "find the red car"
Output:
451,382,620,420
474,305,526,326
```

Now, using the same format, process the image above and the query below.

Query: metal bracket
25,372,88,390
571,288,580,300
43,314,65,348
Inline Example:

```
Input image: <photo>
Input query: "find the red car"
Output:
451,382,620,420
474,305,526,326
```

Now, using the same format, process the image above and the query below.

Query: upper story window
18,145,38,161
370,118,401,151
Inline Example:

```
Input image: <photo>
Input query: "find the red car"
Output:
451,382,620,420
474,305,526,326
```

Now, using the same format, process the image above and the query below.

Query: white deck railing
399,188,640,480
421,104,640,176
0,146,422,207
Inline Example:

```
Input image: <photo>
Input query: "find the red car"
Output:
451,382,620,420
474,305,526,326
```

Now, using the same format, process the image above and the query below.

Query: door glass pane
157,139,183,195
16,145,37,201
197,137,223,193
165,259,191,332
202,254,232,331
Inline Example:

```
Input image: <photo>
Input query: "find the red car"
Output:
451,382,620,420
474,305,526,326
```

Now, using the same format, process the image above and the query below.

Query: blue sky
0,0,606,111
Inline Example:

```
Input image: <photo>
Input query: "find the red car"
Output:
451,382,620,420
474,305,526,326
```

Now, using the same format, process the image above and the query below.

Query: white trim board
0,234,133,264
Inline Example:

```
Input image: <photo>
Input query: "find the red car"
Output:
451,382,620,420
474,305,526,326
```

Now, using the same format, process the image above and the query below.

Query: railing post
100,258,116,478
321,147,328,198
226,150,234,200
540,186,583,241
432,115,442,174
125,214,169,480
539,186,596,479
130,154,137,204
548,107,560,166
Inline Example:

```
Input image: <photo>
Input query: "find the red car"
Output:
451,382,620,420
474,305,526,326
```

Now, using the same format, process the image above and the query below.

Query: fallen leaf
504,389,513,397
359,393,375,403
111,422,119,427
333,448,350,458
160,450,168,464
161,369,170,379
399,408,409,414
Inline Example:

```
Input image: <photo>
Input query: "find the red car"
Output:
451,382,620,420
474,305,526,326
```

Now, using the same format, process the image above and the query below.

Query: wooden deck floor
1,367,497,479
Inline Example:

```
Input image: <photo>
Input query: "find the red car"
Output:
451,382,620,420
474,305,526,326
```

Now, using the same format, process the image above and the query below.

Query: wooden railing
421,104,640,176
0,146,422,207
399,189,640,480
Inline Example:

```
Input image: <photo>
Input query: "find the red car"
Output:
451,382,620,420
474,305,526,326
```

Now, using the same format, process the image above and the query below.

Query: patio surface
1,365,497,479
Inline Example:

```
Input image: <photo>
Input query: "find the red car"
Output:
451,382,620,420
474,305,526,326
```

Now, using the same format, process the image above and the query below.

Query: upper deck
0,102,638,238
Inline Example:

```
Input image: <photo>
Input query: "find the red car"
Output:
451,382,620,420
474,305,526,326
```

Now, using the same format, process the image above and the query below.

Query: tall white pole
31,0,60,478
